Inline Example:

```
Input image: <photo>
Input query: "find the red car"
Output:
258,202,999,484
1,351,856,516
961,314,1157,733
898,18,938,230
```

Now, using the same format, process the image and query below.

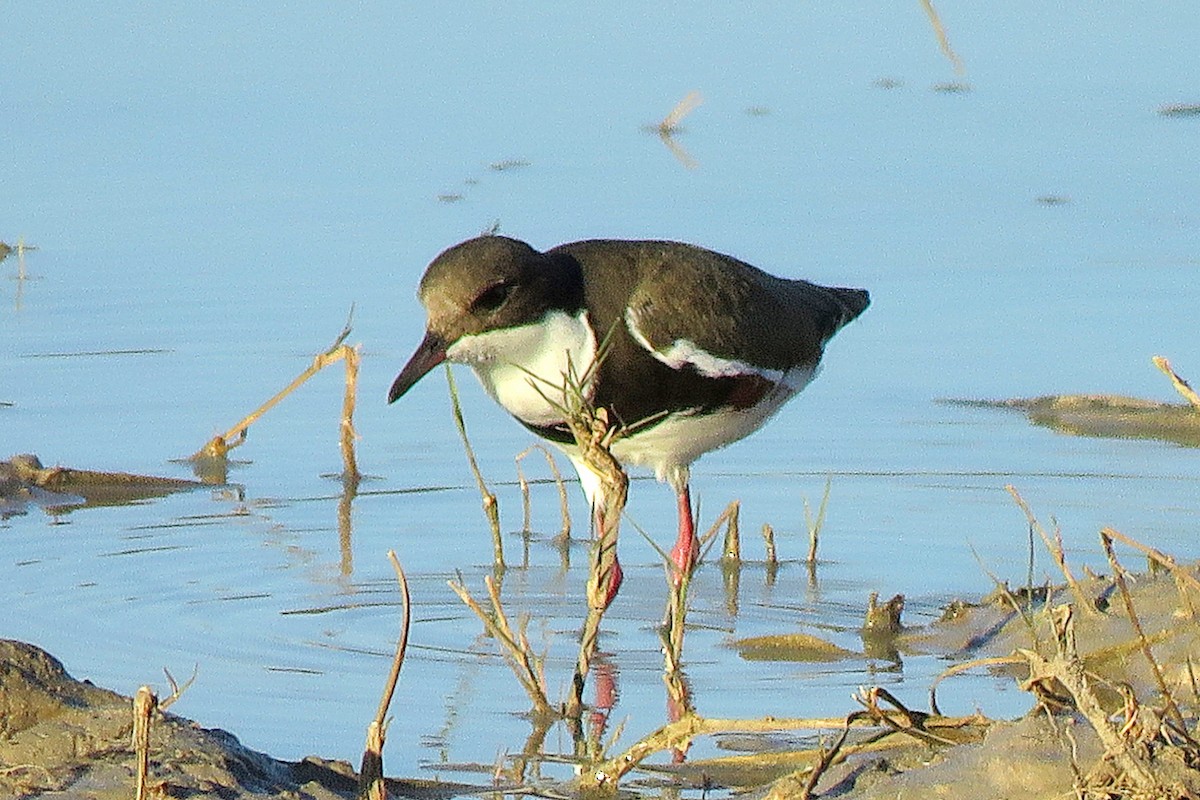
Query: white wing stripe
624,306,787,383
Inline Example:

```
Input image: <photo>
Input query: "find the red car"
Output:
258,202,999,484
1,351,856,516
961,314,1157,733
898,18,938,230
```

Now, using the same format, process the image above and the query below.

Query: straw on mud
1019,605,1165,794
577,706,988,794
445,366,504,569
1152,355,1200,409
358,552,411,800
1098,531,1190,738
1005,485,1098,615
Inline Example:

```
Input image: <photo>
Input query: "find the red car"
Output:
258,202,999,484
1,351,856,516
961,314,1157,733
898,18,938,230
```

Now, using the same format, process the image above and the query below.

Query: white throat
446,309,598,427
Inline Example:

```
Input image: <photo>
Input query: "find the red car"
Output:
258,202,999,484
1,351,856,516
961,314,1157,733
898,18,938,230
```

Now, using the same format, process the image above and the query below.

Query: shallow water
3,2,1199,792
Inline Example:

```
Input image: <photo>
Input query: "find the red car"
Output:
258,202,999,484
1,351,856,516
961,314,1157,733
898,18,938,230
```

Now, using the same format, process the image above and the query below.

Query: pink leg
595,504,625,608
668,484,699,583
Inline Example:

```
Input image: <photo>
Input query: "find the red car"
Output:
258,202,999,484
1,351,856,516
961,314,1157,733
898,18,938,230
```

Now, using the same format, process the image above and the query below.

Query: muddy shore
5,555,1200,799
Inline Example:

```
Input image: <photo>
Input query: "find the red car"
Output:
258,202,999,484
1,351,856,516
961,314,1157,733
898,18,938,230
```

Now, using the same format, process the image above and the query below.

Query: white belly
447,309,597,428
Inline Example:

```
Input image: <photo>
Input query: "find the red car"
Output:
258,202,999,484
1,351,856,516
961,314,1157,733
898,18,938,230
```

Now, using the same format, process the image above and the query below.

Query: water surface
3,2,1199,791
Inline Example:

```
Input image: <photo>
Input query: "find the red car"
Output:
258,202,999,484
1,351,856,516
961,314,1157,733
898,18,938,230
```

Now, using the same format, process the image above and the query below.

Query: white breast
446,309,598,427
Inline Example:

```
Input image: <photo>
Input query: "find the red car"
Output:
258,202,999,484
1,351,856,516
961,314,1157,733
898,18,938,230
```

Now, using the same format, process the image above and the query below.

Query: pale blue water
3,2,1199,793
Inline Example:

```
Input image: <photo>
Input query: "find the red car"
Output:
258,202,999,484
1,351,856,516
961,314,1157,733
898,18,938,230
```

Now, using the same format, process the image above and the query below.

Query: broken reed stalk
1152,355,1200,409
720,501,741,561
357,552,411,800
514,444,572,540
444,366,504,569
804,477,832,566
339,344,362,485
448,576,553,718
1005,485,1098,615
132,685,157,800
515,452,533,533
1098,531,1190,736
762,523,777,564
191,311,359,466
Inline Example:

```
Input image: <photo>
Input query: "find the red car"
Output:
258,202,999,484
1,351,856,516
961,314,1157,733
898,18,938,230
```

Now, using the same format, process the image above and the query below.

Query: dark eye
473,281,514,313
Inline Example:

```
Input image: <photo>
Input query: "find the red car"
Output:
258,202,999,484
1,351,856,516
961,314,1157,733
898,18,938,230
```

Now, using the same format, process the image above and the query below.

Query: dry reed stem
919,0,965,75
157,665,196,711
764,712,855,800
804,477,832,565
1099,527,1200,618
721,500,741,561
1153,355,1200,409
445,366,504,569
191,314,357,461
762,523,778,565
1006,485,1099,615
132,685,157,800
1098,532,1190,738
1019,605,1164,794
515,444,572,540
358,552,411,800
339,344,361,485
448,576,552,718
553,363,627,720
514,453,533,533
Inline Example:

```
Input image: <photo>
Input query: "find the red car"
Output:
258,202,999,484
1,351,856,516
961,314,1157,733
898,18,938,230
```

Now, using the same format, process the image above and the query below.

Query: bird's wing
623,245,864,378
